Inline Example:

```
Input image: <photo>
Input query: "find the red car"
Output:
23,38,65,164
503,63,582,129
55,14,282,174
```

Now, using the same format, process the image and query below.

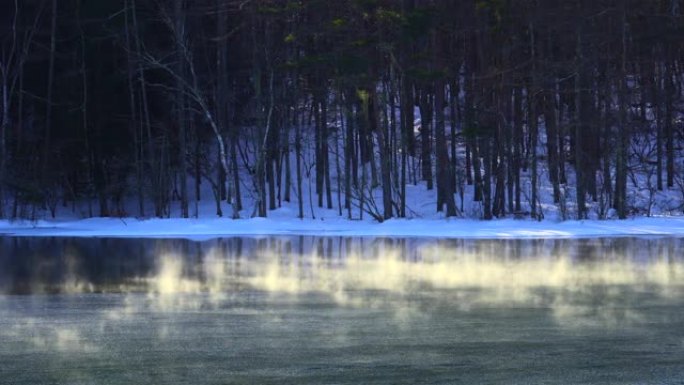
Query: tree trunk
665,61,675,188
529,92,539,219
654,61,663,191
614,5,629,219
544,90,561,203
344,90,354,218
418,88,433,190
399,76,414,217
493,92,506,218
321,96,333,209
529,22,540,219
314,93,323,207
131,0,156,216
480,134,492,219
505,89,514,214
174,0,188,218
574,28,587,219
123,0,144,217
434,79,456,216
370,87,393,220
42,0,58,205
296,103,304,219
513,87,522,211
0,71,8,218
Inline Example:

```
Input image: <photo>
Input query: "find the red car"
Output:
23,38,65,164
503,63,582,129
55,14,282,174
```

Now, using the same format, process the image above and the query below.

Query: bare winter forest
1,0,684,221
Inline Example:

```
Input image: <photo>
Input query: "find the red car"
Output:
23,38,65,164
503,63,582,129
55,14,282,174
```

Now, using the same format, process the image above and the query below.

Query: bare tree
144,2,239,219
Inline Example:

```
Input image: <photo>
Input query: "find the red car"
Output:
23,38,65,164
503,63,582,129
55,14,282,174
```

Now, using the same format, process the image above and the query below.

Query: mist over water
1,236,684,384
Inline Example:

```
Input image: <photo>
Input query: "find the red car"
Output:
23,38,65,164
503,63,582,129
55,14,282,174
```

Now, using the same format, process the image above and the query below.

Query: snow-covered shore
2,215,684,239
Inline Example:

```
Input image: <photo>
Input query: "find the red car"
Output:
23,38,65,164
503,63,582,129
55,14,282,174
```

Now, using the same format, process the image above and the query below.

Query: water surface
1,236,683,384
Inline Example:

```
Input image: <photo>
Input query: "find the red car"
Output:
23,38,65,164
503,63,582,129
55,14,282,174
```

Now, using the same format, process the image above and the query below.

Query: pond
1,236,683,384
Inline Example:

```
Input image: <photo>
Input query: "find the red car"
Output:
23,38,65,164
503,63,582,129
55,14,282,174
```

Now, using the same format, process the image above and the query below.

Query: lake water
1,236,683,384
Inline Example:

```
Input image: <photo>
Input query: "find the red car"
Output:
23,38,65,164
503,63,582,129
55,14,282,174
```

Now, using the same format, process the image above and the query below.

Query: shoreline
2,216,684,240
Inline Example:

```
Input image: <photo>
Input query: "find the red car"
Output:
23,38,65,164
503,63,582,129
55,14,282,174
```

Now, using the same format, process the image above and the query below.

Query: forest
0,0,683,221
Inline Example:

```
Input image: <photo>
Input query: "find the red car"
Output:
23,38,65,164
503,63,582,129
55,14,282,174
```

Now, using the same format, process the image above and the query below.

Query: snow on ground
2,215,684,240
2,164,684,240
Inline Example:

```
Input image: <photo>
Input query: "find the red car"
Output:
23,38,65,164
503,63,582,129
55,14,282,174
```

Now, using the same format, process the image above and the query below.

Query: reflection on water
2,236,682,294
1,236,684,384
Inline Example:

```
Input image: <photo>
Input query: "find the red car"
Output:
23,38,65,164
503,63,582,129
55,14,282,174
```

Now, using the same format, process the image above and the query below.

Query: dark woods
0,0,683,221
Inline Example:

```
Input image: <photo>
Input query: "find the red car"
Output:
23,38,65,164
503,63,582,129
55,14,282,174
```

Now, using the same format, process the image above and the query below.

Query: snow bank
2,216,684,240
